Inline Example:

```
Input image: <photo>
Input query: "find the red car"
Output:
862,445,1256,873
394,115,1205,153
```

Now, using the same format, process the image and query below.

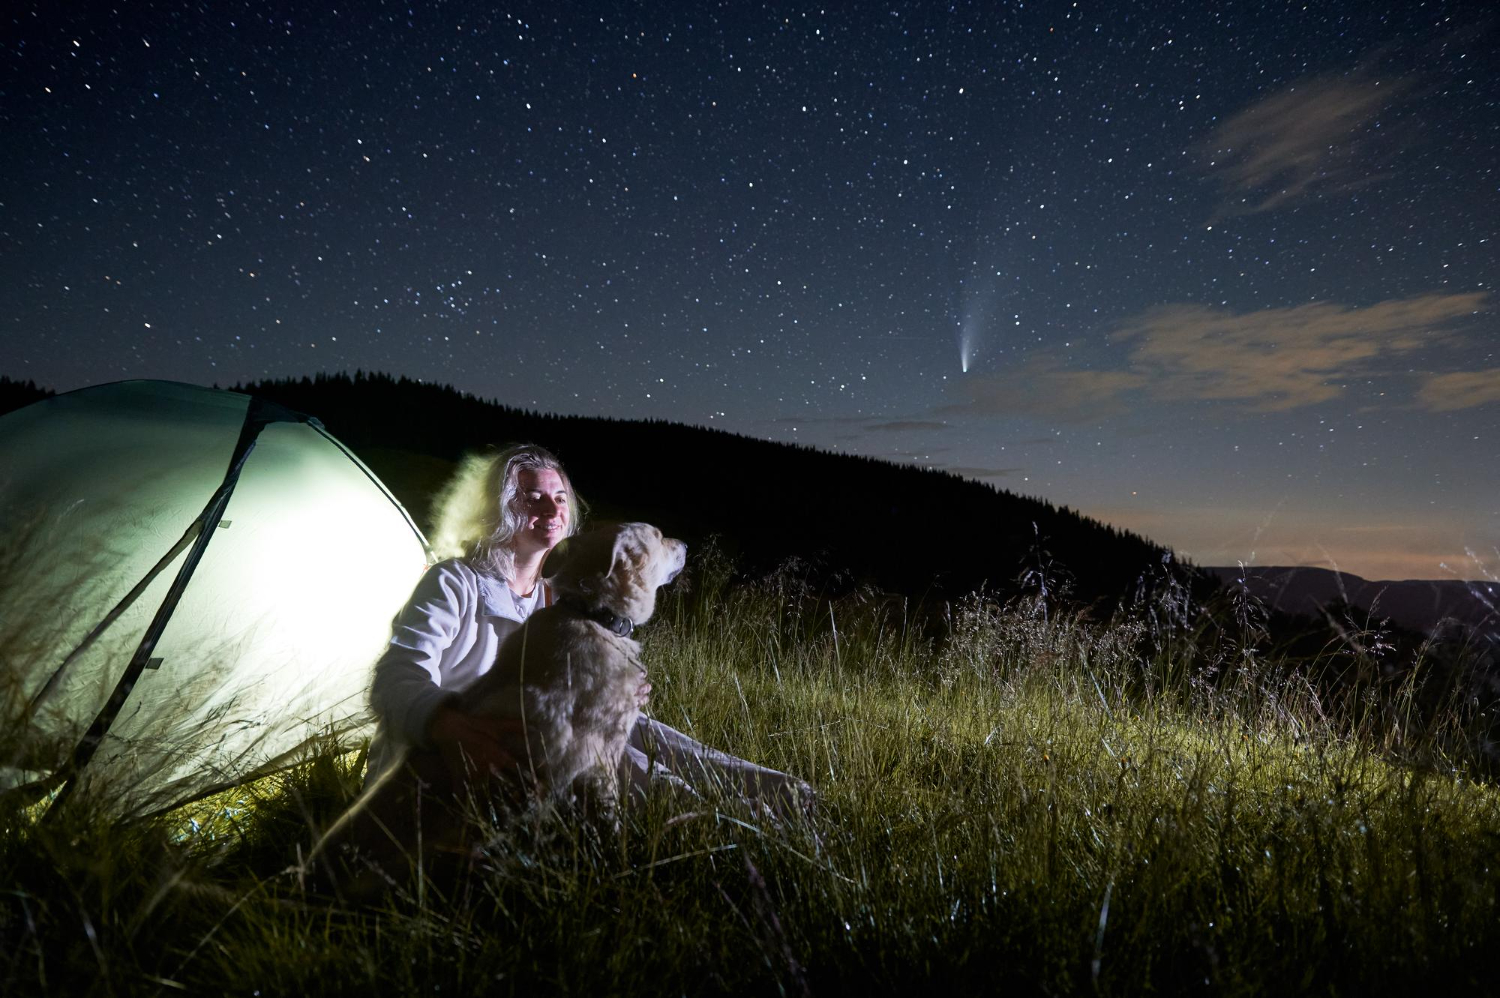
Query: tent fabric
0,380,431,817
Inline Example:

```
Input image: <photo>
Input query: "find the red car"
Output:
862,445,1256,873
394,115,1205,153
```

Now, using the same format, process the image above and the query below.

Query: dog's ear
543,527,619,594
609,526,646,572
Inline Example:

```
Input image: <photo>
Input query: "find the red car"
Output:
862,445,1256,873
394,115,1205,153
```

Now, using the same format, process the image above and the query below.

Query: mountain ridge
1203,564,1499,637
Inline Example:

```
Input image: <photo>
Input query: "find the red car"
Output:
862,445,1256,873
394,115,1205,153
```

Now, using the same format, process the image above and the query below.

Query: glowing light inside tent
0,382,430,815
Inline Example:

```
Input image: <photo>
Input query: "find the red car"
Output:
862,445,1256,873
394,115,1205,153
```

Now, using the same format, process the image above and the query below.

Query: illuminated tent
0,380,431,817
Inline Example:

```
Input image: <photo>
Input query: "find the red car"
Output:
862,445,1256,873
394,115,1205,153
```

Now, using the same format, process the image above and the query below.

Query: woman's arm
368,562,472,746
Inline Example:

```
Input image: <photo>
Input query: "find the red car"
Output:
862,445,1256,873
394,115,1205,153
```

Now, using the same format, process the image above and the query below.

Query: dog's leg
595,764,623,832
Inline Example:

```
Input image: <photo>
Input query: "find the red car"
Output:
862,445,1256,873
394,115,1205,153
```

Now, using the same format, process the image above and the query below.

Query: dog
462,520,686,815
308,522,685,896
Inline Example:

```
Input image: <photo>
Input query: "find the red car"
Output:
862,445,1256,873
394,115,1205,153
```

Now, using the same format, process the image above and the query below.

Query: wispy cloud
863,420,953,433
1113,292,1483,410
1416,368,1500,411
1200,67,1418,215
766,415,869,426
766,415,952,434
946,291,1488,418
943,366,1147,421
941,466,1020,479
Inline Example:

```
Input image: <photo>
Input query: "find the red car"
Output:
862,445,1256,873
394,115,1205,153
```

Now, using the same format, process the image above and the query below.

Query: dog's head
542,522,687,626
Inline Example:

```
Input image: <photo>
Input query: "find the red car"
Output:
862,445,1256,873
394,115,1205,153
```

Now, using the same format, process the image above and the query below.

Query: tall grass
4,555,1499,995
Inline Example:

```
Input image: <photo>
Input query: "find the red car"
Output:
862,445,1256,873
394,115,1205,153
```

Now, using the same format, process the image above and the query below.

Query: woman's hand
426,703,524,781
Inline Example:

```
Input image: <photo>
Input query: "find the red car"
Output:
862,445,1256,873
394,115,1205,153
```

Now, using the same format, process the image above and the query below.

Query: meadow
4,553,1498,995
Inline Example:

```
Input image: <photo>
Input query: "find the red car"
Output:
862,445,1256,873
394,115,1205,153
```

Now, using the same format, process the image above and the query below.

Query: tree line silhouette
228,371,1178,609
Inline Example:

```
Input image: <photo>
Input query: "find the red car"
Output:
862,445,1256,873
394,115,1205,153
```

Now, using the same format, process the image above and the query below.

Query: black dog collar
559,596,634,637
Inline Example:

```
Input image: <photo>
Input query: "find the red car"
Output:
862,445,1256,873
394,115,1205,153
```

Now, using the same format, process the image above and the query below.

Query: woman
367,444,810,816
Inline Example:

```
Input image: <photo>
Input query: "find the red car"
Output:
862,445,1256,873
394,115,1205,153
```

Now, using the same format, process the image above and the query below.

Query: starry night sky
2,1,1496,581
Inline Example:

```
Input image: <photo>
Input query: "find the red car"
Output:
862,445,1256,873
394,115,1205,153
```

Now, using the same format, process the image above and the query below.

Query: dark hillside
238,372,1172,607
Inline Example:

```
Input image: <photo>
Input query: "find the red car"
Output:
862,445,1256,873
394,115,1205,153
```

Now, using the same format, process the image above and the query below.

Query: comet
958,261,1003,375
959,311,981,374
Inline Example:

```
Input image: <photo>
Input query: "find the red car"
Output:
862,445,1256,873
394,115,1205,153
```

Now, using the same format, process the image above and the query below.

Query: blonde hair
428,444,583,581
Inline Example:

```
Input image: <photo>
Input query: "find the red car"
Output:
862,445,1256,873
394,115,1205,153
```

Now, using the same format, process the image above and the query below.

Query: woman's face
512,466,570,556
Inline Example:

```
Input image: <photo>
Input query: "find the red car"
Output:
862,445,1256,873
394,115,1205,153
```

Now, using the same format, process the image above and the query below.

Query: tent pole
44,400,286,819
25,527,199,717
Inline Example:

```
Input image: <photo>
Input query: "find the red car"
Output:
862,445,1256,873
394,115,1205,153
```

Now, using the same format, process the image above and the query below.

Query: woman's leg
617,740,697,802
630,717,811,817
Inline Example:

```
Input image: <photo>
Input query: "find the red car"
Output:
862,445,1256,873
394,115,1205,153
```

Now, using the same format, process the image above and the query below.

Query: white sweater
367,558,544,777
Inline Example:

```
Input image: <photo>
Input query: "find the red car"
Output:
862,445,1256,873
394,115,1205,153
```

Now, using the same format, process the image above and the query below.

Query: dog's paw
748,775,818,825
784,778,818,819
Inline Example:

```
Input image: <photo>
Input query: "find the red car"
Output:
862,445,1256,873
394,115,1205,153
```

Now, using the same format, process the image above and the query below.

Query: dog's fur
308,522,685,896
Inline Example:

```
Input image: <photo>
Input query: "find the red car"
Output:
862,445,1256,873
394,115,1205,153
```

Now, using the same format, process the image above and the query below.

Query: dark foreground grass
4,567,1499,995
